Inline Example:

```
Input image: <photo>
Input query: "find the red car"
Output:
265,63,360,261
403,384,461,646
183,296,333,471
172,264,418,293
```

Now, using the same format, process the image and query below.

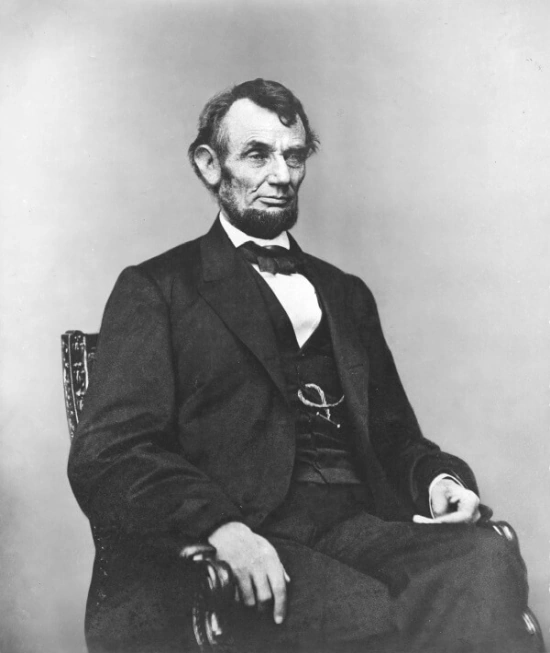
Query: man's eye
285,153,306,168
248,151,268,162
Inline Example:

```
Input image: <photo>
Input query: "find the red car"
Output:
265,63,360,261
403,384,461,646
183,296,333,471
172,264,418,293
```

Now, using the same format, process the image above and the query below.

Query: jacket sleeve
67,266,244,546
350,276,481,516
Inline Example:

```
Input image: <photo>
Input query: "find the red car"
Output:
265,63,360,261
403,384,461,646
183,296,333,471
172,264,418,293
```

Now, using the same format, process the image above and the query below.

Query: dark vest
251,269,362,485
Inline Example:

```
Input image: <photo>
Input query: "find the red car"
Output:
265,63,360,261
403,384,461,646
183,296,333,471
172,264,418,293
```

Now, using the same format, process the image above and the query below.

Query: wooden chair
62,330,545,653
62,330,236,652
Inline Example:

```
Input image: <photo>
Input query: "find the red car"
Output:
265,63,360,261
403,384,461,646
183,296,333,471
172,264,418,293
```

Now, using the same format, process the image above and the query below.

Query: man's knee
257,539,396,649
472,526,525,570
458,525,529,607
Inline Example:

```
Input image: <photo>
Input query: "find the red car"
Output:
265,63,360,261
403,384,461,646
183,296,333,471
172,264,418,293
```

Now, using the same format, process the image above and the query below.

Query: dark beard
218,184,298,239
221,202,299,239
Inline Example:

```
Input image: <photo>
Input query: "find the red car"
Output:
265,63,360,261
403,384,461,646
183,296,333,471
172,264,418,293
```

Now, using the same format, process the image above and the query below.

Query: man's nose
267,155,291,185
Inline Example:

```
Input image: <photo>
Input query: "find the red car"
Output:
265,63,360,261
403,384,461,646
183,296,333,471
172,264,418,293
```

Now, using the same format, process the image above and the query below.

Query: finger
268,570,288,624
284,569,291,583
236,574,256,608
431,479,461,516
252,573,273,613
455,494,479,520
431,512,466,524
434,488,462,515
412,514,437,524
429,509,477,524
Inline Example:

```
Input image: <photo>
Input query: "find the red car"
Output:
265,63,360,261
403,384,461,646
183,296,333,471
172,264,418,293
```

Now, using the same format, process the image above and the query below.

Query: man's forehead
222,98,306,150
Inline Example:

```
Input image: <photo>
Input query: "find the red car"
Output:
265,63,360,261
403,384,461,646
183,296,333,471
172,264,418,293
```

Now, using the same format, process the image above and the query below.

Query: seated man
68,78,539,653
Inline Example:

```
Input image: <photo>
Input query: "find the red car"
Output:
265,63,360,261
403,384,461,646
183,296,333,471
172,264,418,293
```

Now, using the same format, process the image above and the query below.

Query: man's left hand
413,478,481,524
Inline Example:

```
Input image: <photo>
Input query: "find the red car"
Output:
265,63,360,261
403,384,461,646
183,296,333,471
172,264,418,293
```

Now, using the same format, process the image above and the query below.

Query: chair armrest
180,544,236,651
487,520,519,546
480,521,546,652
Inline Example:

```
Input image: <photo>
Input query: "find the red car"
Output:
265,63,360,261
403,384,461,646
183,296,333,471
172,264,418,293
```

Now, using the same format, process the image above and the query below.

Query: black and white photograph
1,1,548,652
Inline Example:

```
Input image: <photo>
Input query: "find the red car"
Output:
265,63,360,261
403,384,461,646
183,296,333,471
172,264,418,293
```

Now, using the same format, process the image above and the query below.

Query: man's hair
188,78,320,181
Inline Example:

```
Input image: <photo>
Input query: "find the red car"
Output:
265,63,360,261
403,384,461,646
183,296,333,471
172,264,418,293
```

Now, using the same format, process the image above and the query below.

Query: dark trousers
228,482,537,653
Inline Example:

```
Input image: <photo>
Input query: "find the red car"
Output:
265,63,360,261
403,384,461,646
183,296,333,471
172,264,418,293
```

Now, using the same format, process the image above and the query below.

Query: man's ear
194,145,222,187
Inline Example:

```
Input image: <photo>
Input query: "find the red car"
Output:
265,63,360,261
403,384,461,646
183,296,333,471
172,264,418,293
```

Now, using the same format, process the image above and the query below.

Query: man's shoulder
305,251,348,277
304,252,374,299
111,233,207,305
136,235,202,279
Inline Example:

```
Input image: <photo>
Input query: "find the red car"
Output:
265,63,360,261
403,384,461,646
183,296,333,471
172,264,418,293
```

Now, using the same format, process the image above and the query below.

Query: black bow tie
238,241,305,275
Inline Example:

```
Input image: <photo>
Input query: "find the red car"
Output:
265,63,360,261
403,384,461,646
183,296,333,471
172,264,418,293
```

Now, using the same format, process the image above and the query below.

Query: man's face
216,98,308,239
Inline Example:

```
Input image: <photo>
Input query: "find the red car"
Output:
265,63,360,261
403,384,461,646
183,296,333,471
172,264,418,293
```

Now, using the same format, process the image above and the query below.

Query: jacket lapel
305,258,400,513
303,257,374,458
197,219,288,400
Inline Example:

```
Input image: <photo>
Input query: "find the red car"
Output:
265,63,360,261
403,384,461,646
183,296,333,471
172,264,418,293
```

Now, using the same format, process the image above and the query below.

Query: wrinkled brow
241,139,272,152
240,139,308,155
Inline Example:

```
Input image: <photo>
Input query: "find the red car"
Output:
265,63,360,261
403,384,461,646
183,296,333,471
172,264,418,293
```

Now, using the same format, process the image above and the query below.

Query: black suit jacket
68,219,478,643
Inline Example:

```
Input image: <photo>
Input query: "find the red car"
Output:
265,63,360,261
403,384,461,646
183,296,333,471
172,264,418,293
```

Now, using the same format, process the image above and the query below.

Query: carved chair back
62,331,98,439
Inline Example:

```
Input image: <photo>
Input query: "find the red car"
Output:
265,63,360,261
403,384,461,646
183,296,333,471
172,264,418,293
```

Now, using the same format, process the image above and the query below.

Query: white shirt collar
219,212,290,250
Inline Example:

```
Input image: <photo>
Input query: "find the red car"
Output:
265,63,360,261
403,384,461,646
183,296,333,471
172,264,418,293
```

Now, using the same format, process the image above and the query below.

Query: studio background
1,0,548,651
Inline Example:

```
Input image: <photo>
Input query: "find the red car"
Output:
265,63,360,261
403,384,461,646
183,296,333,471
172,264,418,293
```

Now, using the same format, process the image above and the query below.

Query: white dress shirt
220,213,322,348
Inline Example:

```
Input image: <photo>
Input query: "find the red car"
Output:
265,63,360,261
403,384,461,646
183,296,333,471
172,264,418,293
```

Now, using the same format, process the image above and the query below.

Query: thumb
412,514,437,524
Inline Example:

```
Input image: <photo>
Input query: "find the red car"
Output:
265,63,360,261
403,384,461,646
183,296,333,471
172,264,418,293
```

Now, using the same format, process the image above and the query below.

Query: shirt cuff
428,473,464,518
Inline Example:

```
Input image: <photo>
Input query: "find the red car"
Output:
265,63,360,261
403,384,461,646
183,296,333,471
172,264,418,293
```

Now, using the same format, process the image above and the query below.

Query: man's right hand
207,521,289,624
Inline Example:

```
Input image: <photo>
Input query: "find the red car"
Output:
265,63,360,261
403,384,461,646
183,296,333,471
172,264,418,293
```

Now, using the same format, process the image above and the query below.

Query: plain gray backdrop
1,0,549,651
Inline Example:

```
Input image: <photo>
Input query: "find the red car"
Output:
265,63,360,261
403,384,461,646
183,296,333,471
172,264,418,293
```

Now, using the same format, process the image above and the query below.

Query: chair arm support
180,544,236,651
486,519,518,545
480,520,546,652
